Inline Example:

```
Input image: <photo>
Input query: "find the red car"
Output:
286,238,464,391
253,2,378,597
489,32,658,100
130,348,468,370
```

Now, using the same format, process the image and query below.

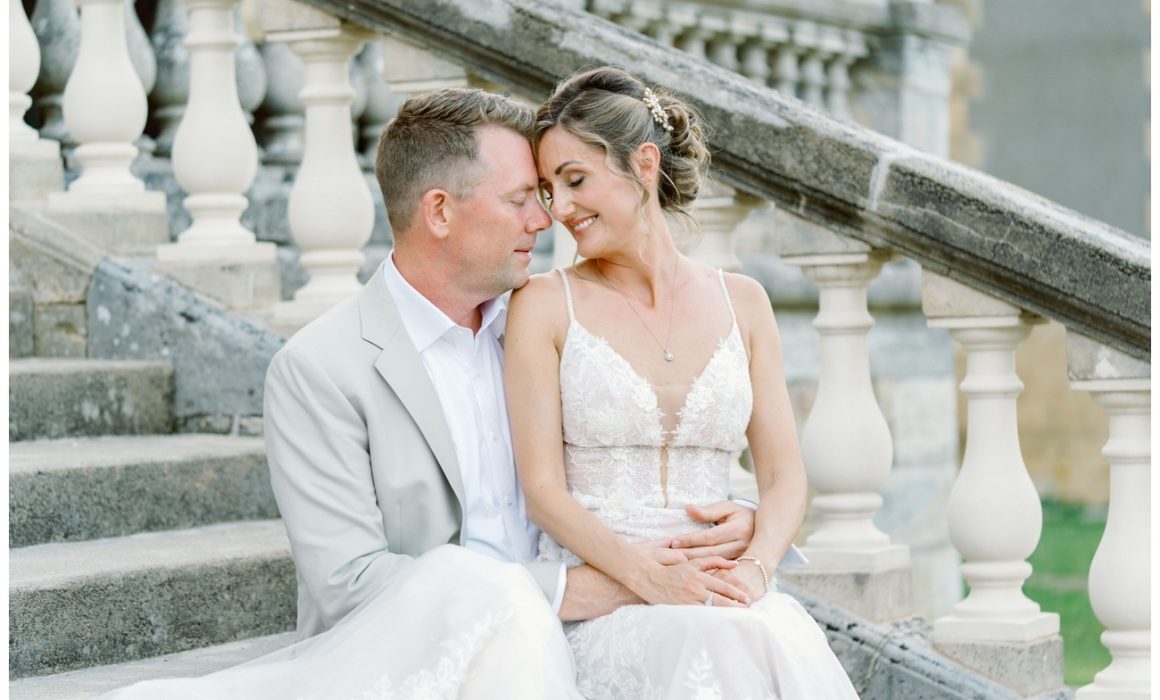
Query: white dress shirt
381,254,566,609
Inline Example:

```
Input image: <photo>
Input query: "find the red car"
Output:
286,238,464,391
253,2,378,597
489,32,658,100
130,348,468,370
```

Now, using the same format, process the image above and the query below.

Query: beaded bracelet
736,556,770,592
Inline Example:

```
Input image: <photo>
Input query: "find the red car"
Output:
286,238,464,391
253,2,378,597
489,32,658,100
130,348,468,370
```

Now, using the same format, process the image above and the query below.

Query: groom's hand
669,501,755,560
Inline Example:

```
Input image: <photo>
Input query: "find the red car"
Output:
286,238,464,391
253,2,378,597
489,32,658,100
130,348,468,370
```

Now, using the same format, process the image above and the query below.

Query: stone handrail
297,0,1150,361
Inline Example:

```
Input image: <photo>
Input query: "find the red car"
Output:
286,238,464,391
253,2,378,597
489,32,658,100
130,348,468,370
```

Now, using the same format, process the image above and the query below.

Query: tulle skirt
103,545,580,700
565,584,860,700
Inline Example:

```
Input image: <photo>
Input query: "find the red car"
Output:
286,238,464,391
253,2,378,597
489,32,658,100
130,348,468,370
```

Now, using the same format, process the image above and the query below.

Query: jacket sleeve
264,344,417,632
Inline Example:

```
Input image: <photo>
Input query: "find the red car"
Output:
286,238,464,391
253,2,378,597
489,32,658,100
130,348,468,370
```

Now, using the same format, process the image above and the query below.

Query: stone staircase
8,281,297,698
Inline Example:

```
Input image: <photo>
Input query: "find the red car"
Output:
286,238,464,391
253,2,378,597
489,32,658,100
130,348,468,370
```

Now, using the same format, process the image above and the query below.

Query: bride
504,66,860,699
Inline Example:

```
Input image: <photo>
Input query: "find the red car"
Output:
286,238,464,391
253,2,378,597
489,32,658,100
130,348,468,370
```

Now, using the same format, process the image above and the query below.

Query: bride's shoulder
721,271,779,330
507,270,570,327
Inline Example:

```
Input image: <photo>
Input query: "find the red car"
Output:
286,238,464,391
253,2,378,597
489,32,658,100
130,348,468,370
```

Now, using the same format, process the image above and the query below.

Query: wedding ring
704,593,714,607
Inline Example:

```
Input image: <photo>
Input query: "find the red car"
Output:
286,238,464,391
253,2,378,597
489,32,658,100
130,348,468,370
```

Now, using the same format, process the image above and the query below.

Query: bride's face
536,126,649,260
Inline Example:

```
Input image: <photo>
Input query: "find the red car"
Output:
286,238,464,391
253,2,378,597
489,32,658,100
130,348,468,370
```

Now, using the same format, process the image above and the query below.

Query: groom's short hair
376,88,535,235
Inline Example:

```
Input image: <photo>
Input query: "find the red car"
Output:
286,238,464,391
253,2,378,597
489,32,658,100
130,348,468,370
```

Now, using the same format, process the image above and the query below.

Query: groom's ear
419,188,453,240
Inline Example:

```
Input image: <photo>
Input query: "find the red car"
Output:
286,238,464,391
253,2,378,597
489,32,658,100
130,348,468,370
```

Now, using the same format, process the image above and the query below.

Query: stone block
44,191,169,256
779,564,913,624
10,139,65,201
32,303,86,358
772,206,872,259
154,255,282,311
10,289,35,359
379,33,468,90
921,270,1023,321
9,435,277,547
1067,332,1150,383
9,521,295,677
258,0,341,35
935,636,1065,697
8,359,174,441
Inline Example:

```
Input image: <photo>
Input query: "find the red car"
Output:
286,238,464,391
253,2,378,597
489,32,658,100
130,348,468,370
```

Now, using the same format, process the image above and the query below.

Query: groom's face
448,126,551,298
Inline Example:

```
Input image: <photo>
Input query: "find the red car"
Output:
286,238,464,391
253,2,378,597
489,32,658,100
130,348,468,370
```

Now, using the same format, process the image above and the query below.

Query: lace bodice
538,268,753,566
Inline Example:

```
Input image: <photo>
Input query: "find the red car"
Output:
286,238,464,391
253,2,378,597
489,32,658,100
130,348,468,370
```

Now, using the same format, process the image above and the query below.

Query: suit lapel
358,268,466,508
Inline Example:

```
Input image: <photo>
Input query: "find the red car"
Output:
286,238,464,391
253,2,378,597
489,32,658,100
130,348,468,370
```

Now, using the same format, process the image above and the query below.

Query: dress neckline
563,317,741,443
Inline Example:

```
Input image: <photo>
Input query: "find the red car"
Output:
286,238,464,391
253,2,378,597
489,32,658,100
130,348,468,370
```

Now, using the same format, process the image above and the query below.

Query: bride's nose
550,190,574,219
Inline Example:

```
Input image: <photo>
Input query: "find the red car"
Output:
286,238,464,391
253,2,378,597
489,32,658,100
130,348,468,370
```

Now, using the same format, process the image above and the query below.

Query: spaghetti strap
716,269,737,323
557,268,576,323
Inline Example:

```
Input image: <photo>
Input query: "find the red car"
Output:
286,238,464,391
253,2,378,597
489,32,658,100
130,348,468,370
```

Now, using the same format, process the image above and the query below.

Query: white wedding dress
538,268,859,700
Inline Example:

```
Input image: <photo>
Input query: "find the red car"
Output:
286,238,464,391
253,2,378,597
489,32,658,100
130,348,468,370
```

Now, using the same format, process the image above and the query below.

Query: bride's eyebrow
554,160,580,175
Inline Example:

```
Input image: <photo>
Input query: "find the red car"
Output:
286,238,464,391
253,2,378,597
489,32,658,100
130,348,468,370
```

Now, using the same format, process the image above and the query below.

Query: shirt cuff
731,497,758,511
549,562,567,614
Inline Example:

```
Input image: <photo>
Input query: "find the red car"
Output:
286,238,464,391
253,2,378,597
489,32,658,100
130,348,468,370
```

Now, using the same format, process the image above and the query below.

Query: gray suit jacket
264,267,562,638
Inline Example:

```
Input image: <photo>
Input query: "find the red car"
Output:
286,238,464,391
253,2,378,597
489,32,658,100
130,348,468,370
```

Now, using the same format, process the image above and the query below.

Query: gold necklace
596,256,679,362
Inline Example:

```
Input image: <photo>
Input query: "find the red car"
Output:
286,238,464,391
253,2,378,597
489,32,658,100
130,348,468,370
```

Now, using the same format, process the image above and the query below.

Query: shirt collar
381,252,507,353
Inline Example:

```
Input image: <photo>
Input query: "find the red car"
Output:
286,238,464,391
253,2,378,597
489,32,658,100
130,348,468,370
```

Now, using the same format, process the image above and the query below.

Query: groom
263,88,756,643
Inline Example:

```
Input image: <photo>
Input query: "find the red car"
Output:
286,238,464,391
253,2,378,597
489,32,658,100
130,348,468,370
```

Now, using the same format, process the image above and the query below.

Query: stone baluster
824,55,852,118
1068,334,1150,699
686,180,761,271
659,4,698,48
11,0,42,144
126,0,156,93
610,10,650,35
269,26,374,333
46,0,168,254
649,19,681,48
29,0,80,145
799,52,827,108
772,44,800,97
149,0,191,156
708,33,741,73
234,7,267,127
923,272,1062,696
739,39,771,85
774,213,911,624
676,26,712,62
12,0,66,200
155,0,279,310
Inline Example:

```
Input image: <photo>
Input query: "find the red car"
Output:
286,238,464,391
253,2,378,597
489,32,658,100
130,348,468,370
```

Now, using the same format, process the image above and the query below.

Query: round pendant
664,351,674,362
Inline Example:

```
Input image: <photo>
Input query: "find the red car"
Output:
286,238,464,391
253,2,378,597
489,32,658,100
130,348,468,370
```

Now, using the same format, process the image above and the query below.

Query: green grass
1024,500,1111,687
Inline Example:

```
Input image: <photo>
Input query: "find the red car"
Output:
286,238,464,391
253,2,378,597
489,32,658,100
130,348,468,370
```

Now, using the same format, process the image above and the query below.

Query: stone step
10,435,277,547
9,632,297,700
9,359,174,441
10,521,296,679
10,288,34,359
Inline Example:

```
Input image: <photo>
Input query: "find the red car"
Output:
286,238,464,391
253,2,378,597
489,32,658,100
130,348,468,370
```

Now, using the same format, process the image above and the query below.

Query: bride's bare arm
505,274,748,608
725,273,810,599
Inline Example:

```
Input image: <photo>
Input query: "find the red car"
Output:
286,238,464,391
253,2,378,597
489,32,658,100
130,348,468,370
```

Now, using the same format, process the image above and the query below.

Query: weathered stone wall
85,258,285,434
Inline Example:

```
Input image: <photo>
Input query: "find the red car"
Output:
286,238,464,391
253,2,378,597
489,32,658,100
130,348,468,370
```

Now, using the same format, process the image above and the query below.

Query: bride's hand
633,558,750,607
711,560,766,603
669,501,755,560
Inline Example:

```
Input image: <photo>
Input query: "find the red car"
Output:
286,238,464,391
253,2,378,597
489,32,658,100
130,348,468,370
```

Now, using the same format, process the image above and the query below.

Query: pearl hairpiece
641,87,673,133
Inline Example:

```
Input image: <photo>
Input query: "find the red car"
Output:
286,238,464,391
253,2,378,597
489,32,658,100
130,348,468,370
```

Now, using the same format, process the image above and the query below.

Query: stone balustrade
11,0,1150,696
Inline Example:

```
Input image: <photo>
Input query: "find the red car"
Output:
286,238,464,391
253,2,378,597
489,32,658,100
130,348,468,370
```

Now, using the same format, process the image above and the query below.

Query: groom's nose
527,198,551,233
